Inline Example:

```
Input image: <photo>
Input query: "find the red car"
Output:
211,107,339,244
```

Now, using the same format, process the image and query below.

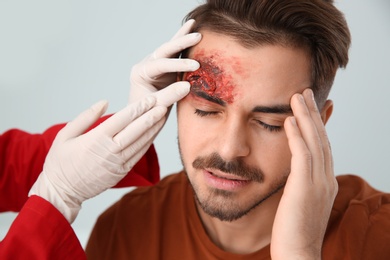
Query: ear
320,100,333,125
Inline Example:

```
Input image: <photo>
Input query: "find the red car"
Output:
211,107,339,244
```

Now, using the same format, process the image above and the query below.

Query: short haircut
184,0,351,107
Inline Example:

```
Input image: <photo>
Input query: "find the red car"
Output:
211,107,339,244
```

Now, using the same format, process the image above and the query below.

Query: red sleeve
0,195,86,259
0,115,160,213
114,144,160,188
0,124,63,212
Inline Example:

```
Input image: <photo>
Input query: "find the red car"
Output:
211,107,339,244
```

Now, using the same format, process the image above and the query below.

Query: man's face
177,30,312,222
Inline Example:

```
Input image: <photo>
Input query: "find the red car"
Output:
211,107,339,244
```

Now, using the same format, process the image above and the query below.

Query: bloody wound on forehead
185,51,235,104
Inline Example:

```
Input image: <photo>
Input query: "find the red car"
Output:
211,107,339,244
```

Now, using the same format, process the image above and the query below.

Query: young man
86,0,390,259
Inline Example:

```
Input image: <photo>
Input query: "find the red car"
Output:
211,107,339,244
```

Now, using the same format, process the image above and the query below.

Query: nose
216,117,250,161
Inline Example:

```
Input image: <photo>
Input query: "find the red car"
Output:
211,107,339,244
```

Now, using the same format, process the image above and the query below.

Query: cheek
251,134,292,172
177,101,205,156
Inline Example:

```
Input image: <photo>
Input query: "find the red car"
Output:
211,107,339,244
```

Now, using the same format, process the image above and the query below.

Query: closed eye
255,120,282,132
195,109,283,132
194,109,219,117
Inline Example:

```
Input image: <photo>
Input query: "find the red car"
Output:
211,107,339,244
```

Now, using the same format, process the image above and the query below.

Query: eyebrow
192,90,292,114
252,104,292,114
192,91,226,106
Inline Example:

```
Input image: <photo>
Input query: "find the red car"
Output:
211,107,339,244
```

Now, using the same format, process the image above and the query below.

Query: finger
152,81,190,107
98,96,156,136
152,32,201,60
171,19,196,40
121,117,165,166
284,116,312,182
123,137,155,172
290,93,325,181
113,106,167,149
143,58,199,80
58,100,108,140
302,89,334,177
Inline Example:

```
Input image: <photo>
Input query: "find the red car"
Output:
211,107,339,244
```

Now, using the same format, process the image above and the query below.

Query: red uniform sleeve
0,115,160,213
0,195,86,259
0,124,62,212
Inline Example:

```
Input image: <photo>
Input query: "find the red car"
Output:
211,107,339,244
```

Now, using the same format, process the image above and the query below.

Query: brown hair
183,0,351,106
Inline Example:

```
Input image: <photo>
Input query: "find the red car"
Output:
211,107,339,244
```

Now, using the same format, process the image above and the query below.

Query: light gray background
1,0,389,248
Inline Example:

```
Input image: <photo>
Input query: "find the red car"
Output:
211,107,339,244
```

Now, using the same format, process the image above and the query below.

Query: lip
202,169,251,191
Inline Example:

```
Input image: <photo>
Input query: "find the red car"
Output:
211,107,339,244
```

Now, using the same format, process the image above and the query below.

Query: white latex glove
129,19,201,104
29,83,189,223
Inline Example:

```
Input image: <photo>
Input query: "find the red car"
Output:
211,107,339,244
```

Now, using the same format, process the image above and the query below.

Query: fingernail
187,60,200,70
192,32,201,39
298,94,304,103
91,100,108,112
186,19,195,25
309,89,314,97
176,82,190,96
309,89,315,102
290,116,297,126
308,89,319,110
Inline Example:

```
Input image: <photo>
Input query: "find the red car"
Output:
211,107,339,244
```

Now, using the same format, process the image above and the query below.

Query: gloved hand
29,83,189,223
129,19,201,104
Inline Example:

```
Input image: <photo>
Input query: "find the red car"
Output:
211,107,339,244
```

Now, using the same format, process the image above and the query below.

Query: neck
196,190,282,254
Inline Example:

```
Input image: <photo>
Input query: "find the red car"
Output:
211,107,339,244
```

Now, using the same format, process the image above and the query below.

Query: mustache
192,152,264,183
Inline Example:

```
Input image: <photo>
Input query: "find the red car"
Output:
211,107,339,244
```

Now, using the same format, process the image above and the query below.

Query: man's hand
129,19,201,104
271,89,338,259
29,83,189,223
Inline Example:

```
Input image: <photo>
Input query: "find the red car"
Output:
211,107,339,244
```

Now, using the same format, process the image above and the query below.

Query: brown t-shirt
85,172,390,260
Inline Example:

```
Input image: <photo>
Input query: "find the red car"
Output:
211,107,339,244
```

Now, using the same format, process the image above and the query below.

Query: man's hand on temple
271,89,338,259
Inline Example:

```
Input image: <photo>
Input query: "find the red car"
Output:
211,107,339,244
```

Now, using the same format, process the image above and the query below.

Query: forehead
186,30,312,106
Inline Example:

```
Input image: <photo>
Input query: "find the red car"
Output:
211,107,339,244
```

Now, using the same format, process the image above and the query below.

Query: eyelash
194,109,219,117
256,120,282,132
194,109,282,132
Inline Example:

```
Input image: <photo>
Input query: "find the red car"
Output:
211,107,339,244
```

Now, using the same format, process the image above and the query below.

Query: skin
177,30,337,258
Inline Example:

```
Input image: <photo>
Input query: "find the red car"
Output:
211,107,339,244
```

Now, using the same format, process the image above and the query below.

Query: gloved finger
124,138,155,172
57,100,108,141
122,119,164,169
153,81,191,107
171,19,196,40
152,32,201,60
113,106,167,149
142,58,199,81
98,96,156,136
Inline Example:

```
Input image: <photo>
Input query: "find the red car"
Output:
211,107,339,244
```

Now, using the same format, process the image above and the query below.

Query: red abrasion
185,51,236,104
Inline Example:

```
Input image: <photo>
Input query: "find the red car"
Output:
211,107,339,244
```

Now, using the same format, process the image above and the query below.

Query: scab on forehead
186,49,236,104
